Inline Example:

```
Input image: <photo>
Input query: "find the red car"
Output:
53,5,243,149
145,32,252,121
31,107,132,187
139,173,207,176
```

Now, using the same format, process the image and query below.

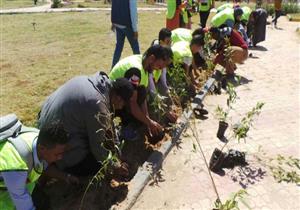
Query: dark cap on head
111,78,134,102
143,44,173,61
234,7,243,18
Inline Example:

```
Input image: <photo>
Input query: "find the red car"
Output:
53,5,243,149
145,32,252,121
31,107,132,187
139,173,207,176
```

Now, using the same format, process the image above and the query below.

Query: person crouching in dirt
37,74,134,182
109,45,173,140
210,26,248,76
149,28,178,124
171,34,207,91
0,123,68,210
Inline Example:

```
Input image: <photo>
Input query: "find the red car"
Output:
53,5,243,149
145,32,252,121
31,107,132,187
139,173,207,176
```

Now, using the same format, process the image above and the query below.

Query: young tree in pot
215,82,237,139
210,102,265,173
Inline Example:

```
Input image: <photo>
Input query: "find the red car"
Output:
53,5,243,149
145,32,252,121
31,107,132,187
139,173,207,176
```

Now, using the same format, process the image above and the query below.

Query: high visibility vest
152,70,162,83
241,6,252,22
181,7,189,24
216,3,233,13
199,0,212,12
171,28,192,44
211,7,234,27
171,41,192,65
166,0,177,19
109,55,149,87
0,132,41,210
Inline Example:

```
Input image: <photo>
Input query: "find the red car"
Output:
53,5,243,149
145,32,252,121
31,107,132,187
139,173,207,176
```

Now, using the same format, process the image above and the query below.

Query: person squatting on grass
210,26,248,75
0,123,69,210
109,45,173,138
37,73,134,180
111,0,140,68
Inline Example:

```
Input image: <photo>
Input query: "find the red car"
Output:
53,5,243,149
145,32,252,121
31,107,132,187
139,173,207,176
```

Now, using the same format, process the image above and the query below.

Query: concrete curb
111,77,216,210
0,7,166,15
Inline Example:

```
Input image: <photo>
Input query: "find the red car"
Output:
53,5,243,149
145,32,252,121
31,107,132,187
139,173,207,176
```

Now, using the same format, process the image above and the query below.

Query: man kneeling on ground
38,73,134,180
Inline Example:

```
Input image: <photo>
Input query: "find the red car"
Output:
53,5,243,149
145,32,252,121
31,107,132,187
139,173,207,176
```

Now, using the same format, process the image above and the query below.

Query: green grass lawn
1,11,167,125
0,0,46,9
61,0,165,8
0,1,257,125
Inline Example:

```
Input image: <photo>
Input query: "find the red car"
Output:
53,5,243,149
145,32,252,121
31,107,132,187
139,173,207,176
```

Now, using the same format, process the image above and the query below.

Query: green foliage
215,105,228,122
149,93,168,122
232,102,265,142
192,143,197,153
268,155,300,184
51,0,62,8
168,63,188,102
214,190,250,210
261,1,300,16
215,82,237,122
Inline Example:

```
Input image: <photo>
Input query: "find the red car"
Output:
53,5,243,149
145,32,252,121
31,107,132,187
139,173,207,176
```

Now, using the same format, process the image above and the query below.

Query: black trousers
199,10,210,28
272,10,281,26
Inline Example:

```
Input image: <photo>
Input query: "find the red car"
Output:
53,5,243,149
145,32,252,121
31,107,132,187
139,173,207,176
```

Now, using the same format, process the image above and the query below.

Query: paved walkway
0,4,166,14
132,18,300,210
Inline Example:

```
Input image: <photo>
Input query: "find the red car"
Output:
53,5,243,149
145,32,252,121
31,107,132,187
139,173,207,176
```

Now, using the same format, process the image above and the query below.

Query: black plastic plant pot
148,130,165,145
214,70,223,81
209,148,225,172
217,121,228,139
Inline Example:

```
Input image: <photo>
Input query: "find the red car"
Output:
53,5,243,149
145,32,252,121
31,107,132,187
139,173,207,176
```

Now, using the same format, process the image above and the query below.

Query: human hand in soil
65,173,80,185
148,120,163,137
113,162,129,177
166,111,178,123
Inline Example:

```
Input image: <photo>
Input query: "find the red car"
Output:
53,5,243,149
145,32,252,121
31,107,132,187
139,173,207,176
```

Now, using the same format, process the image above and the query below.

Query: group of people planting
0,1,269,209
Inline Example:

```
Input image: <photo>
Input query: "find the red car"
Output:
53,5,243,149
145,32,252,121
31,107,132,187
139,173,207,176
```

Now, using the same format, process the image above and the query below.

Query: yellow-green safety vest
182,7,188,24
211,7,234,27
171,41,192,65
152,70,162,83
199,0,213,12
109,55,149,87
216,3,233,13
0,132,41,210
241,6,252,22
171,28,192,44
166,0,176,19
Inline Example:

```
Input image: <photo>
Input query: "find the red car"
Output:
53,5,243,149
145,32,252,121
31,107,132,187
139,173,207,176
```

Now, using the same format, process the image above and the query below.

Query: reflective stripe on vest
211,7,234,27
199,0,212,12
171,28,192,44
109,55,149,87
0,132,41,188
171,41,192,65
166,0,176,19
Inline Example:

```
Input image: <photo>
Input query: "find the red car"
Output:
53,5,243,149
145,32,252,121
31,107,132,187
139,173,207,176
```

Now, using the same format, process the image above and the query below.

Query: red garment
230,30,248,49
214,29,248,64
166,9,181,30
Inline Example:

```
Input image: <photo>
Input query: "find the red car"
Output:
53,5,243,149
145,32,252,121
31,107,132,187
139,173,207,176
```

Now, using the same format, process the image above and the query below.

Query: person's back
171,28,192,44
38,72,111,170
171,41,193,66
109,54,149,87
211,7,234,28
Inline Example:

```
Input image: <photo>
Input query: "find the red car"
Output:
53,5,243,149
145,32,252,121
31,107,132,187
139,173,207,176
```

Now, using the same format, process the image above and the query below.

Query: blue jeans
111,26,140,68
